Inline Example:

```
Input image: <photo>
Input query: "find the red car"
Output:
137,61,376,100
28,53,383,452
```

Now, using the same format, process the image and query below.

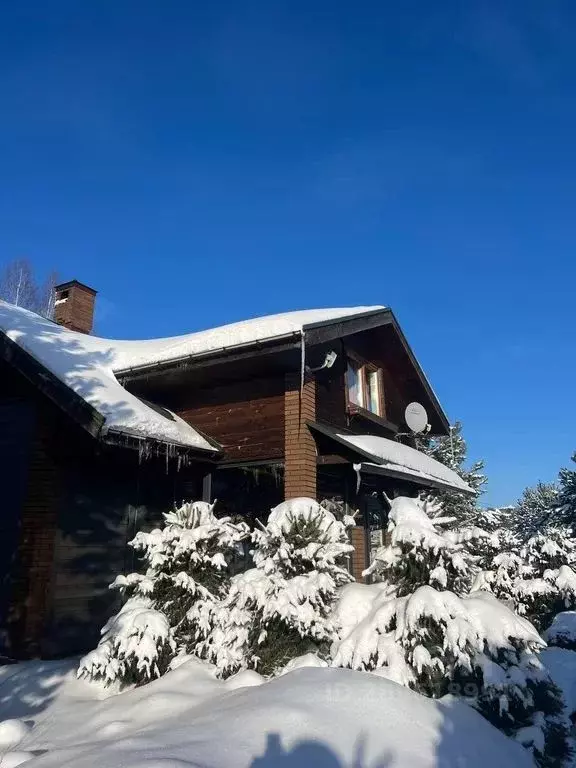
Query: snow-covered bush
78,501,249,686
204,497,353,677
333,496,571,768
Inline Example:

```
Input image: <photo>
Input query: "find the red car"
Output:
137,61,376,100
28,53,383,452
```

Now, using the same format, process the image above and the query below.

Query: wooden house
0,281,471,659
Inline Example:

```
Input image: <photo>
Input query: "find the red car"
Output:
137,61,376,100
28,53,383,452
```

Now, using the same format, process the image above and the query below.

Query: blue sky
1,0,575,505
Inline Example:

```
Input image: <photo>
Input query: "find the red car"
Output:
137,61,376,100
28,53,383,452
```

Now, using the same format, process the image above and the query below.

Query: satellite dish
405,402,428,433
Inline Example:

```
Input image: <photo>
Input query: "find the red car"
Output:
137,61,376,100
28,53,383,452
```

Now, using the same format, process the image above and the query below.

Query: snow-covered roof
112,306,386,373
0,301,216,451
0,302,384,452
334,432,474,494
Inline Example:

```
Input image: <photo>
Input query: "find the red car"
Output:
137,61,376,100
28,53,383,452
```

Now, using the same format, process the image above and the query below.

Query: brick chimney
53,280,97,334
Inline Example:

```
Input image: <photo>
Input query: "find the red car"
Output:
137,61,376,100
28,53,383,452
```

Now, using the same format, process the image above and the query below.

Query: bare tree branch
0,259,58,318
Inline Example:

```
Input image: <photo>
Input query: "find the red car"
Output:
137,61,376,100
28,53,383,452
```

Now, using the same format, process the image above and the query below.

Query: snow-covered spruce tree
204,498,354,677
363,494,479,594
333,496,571,768
558,453,576,528
416,421,487,528
474,524,576,631
513,482,560,539
516,529,576,630
78,501,249,686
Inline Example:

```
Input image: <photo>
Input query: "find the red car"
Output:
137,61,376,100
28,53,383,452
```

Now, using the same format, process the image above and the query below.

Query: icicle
353,463,362,493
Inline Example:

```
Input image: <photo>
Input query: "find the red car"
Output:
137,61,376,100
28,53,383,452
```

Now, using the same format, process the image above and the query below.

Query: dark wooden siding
315,367,347,428
44,455,202,657
12,412,61,656
0,357,207,658
178,376,286,462
346,325,438,431
345,330,405,425
45,462,132,656
314,326,428,433
0,361,61,657
0,401,34,653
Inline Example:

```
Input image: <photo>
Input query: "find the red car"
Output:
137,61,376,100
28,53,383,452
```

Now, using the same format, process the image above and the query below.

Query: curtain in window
346,361,363,406
366,370,380,414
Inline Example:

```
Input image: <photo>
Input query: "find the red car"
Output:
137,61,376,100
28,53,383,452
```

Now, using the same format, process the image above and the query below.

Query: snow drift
0,657,533,768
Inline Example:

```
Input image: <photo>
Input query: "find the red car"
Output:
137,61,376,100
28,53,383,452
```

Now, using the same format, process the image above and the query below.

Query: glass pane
346,361,363,406
366,369,380,414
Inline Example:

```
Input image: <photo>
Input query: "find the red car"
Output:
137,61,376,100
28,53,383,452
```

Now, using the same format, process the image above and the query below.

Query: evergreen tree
513,482,560,539
474,524,576,631
558,454,576,528
363,494,478,595
517,529,576,630
417,422,487,527
204,498,353,677
333,496,571,768
471,529,529,607
78,501,249,686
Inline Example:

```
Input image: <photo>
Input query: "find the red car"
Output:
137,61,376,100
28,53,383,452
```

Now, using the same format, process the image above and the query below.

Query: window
346,359,364,407
346,356,383,416
366,369,380,414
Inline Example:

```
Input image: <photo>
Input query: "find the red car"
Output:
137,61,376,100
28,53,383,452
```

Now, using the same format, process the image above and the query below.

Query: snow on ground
541,647,576,717
544,612,576,650
0,657,533,768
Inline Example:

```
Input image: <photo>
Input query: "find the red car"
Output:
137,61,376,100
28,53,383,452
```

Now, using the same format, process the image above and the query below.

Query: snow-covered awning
309,423,474,494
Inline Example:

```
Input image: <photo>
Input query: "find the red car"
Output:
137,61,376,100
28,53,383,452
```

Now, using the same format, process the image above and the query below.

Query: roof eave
102,426,222,459
0,329,222,458
358,462,473,495
0,330,105,439
115,331,304,380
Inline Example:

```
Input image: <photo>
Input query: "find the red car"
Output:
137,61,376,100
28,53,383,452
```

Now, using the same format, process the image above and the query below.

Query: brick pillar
284,372,317,499
350,526,368,582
